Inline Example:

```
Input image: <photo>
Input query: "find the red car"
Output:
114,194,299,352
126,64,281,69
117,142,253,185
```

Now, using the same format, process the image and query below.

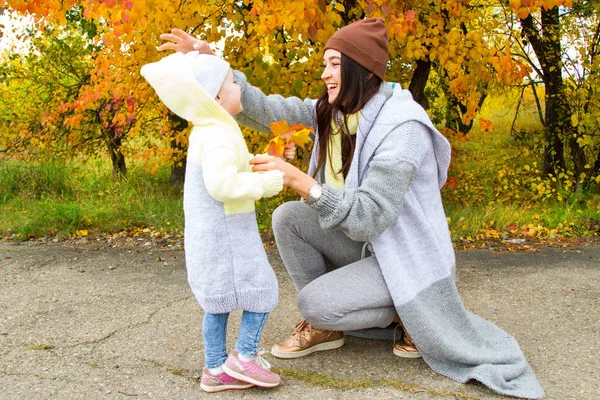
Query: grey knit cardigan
233,70,544,399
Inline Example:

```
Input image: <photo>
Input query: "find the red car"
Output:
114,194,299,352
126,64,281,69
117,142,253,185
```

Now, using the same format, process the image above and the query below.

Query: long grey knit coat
233,70,544,399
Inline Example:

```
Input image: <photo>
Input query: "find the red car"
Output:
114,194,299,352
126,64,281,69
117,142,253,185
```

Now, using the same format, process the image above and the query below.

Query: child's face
216,69,242,116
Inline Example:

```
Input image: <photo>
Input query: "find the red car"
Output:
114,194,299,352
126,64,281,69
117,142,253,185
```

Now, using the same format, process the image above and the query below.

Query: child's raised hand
158,29,215,56
283,142,296,161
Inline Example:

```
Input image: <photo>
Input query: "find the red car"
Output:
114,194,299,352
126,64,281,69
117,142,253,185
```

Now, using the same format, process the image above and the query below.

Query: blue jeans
202,311,269,369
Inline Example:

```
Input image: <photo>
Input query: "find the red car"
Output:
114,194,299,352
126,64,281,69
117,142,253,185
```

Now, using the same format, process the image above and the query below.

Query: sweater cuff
233,70,248,92
308,184,342,216
260,170,284,198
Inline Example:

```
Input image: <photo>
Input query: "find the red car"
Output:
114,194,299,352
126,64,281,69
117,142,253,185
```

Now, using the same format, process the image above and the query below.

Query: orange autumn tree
2,0,530,175
0,5,153,176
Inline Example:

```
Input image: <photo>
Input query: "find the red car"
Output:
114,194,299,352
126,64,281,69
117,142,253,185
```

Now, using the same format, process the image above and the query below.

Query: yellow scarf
325,112,360,189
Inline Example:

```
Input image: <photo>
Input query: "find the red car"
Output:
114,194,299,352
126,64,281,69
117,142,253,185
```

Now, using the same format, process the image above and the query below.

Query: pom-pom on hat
185,51,231,98
324,18,389,80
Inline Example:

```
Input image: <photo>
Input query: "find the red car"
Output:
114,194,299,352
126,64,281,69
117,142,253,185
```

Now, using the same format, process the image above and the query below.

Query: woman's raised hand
283,143,296,161
251,155,295,187
157,28,215,56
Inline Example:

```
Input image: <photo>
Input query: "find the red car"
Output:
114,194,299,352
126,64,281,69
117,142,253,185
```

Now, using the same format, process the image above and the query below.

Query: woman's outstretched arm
158,28,318,134
233,71,317,134
157,29,214,55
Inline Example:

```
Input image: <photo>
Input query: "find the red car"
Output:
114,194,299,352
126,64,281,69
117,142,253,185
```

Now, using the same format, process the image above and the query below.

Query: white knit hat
141,52,234,125
185,51,230,99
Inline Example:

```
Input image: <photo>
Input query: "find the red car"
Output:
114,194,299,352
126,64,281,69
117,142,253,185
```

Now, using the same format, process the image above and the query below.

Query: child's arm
201,147,284,203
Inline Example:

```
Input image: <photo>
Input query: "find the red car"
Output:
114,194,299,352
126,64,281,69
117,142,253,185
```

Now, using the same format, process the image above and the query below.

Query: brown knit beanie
324,18,389,80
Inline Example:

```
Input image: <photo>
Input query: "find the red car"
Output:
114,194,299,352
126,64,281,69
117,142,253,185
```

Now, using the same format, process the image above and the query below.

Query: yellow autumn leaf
270,120,291,136
265,136,286,157
571,113,579,127
518,6,530,19
290,129,313,147
76,230,89,237
265,120,314,157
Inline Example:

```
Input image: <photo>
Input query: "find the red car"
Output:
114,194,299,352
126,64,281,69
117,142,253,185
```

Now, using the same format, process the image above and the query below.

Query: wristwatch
305,183,323,205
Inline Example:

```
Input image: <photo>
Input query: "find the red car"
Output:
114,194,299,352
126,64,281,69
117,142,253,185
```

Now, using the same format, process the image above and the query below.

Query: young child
141,52,283,392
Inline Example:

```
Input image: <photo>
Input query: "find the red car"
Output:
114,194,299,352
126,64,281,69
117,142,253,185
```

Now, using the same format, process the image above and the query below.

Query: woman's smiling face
321,49,342,104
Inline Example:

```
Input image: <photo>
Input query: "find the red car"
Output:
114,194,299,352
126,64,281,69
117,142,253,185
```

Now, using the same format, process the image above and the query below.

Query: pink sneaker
200,367,254,392
222,350,281,388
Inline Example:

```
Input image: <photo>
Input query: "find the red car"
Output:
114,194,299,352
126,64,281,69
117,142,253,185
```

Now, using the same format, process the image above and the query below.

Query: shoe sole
392,347,422,359
221,364,280,388
271,337,345,359
200,382,254,392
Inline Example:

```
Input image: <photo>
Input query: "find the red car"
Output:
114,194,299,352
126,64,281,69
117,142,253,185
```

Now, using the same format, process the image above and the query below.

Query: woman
158,18,544,399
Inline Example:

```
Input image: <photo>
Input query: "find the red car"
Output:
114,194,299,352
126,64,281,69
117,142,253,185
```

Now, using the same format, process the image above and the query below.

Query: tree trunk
107,135,127,177
522,9,569,176
590,147,600,188
169,140,186,184
439,81,486,135
168,113,189,184
408,58,431,109
541,9,567,177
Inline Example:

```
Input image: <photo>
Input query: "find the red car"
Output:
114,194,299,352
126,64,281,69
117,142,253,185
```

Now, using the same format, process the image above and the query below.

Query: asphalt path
0,238,598,399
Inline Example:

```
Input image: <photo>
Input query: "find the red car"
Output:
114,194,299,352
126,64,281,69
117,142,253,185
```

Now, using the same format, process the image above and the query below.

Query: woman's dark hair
314,53,382,179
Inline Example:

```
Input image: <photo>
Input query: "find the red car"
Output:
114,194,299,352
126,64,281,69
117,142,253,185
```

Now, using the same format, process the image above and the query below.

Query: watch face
310,184,322,200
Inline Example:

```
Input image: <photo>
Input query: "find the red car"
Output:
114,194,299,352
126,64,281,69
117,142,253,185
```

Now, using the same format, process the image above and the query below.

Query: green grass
444,199,599,241
0,159,183,239
274,368,480,399
441,121,600,241
440,89,599,242
0,152,597,242
1,154,596,242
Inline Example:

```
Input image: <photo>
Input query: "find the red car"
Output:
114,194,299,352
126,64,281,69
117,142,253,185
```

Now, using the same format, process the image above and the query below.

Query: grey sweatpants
272,201,397,332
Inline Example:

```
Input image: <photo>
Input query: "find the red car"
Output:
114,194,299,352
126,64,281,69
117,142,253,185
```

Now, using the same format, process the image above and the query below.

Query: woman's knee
272,201,308,235
297,284,342,330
